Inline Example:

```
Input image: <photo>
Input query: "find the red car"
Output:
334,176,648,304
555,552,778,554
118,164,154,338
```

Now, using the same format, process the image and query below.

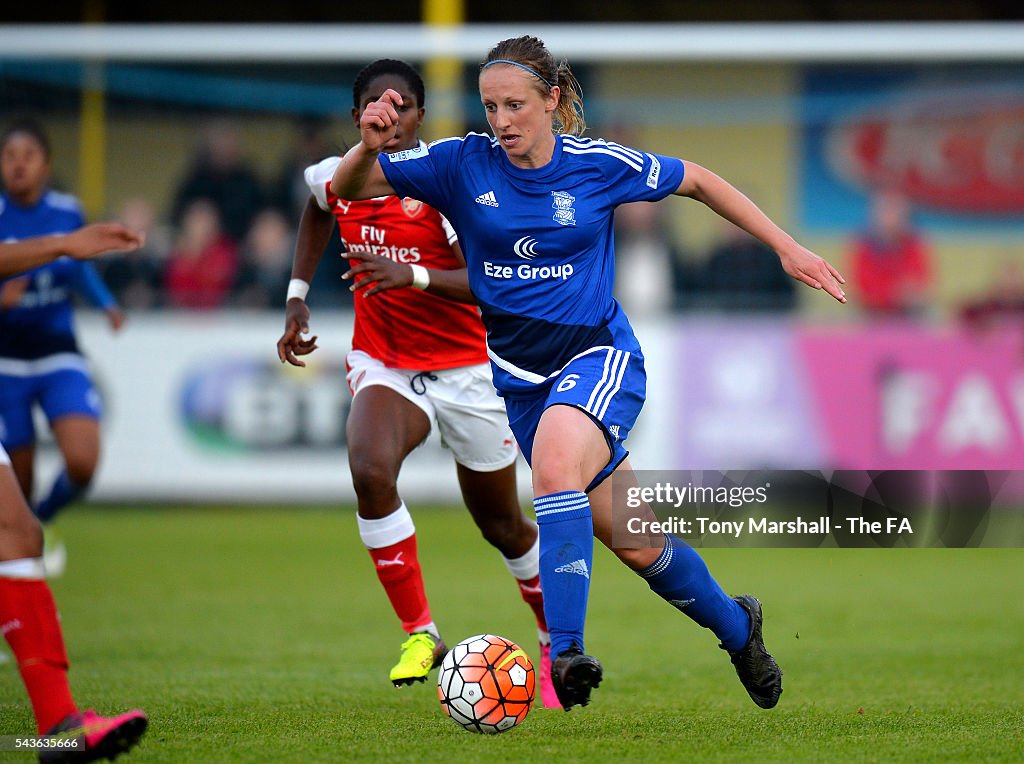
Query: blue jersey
0,190,116,360
379,133,685,394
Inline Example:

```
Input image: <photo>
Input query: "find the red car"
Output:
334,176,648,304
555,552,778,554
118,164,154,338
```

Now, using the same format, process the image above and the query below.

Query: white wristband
409,264,430,290
286,278,310,302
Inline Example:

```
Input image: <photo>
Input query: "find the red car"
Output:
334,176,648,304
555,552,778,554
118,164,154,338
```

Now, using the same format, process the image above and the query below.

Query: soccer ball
437,634,536,734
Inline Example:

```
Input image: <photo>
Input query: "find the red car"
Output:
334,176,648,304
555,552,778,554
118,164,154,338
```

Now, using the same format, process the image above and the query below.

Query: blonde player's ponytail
553,62,585,137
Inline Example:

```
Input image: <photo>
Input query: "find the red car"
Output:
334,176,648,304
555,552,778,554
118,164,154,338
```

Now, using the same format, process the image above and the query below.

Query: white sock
501,525,540,580
0,557,46,579
357,503,415,549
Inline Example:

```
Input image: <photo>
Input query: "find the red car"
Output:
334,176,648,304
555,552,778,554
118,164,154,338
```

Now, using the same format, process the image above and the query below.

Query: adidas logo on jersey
474,190,499,207
554,559,590,579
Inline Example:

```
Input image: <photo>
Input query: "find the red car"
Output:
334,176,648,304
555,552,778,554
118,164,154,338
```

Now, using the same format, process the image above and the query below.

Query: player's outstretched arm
64,222,144,260
0,237,67,277
0,222,142,278
277,196,333,366
329,90,402,201
675,161,847,304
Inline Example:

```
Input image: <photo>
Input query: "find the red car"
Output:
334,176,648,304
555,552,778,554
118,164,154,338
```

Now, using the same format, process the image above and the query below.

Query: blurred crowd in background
14,116,1024,326
87,119,341,312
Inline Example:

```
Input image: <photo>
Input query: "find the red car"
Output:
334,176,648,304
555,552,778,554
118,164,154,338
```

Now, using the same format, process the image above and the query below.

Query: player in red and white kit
276,59,558,706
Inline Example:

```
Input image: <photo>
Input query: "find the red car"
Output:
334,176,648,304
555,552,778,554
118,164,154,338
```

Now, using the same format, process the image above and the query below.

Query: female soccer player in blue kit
0,119,125,575
331,36,847,712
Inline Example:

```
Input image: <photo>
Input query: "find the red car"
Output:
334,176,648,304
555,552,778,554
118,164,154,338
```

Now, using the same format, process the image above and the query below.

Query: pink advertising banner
673,319,1024,471
798,323,1024,470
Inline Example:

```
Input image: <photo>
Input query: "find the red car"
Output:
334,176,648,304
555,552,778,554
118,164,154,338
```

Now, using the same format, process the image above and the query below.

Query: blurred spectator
171,120,265,242
164,200,238,309
270,119,334,219
700,221,797,313
960,256,1024,331
613,200,691,316
232,208,294,309
96,198,169,310
847,189,933,318
267,119,351,309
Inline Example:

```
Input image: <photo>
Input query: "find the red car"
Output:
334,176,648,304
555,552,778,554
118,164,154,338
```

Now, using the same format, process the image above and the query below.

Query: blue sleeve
379,139,460,216
600,143,686,207
72,261,117,310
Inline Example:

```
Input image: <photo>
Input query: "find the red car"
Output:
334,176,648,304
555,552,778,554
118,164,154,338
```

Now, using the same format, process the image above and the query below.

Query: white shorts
346,350,517,472
0,443,8,466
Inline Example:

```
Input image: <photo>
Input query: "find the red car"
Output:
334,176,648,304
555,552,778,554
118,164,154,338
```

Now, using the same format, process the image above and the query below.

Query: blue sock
535,491,594,659
33,469,86,523
638,534,750,651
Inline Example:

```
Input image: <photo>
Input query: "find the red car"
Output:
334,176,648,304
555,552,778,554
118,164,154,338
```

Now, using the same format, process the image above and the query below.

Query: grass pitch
1,505,1021,762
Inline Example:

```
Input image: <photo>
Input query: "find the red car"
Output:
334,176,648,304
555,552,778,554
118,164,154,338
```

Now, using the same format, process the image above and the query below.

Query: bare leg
7,445,34,506
588,457,663,570
345,386,429,521
345,385,446,683
457,462,535,558
33,415,99,523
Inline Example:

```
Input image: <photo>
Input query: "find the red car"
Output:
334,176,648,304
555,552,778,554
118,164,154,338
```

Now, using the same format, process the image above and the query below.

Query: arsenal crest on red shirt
401,197,425,218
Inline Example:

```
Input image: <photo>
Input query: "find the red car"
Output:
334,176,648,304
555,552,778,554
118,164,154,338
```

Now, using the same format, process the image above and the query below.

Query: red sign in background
828,95,1024,215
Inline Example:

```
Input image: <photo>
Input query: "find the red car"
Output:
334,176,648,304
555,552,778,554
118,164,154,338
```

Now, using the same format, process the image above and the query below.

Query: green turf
1,506,1022,762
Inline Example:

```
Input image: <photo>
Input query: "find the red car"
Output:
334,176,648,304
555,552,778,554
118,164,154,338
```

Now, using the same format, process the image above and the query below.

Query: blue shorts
0,364,101,449
502,347,646,492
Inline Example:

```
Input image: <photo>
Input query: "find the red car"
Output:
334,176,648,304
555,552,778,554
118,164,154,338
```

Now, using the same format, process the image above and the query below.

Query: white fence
34,313,674,504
